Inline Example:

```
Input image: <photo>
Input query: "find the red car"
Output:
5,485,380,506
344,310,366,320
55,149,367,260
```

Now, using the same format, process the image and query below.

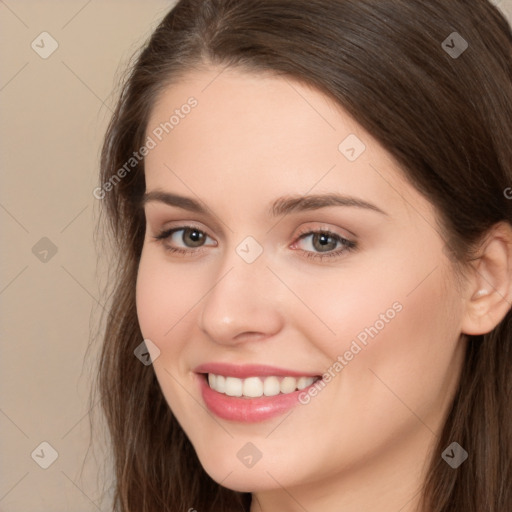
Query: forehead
143,67,432,224
146,67,346,161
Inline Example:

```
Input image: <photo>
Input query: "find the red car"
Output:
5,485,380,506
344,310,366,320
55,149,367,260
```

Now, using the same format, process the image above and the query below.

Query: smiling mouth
204,373,322,398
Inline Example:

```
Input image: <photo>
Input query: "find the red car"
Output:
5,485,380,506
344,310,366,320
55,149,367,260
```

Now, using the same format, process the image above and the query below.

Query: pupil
313,233,336,252
185,228,204,247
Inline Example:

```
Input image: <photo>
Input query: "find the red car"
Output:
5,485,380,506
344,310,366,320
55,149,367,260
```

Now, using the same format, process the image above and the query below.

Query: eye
154,225,217,254
293,229,356,260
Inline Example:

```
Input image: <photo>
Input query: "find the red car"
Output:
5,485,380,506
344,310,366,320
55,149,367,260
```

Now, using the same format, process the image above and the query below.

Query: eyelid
144,203,226,239
152,220,215,239
293,224,355,242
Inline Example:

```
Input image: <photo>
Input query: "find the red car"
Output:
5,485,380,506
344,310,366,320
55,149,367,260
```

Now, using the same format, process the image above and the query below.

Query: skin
135,67,512,512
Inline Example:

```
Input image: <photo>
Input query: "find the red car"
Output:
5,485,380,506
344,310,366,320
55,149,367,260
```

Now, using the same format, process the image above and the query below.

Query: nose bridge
198,241,283,343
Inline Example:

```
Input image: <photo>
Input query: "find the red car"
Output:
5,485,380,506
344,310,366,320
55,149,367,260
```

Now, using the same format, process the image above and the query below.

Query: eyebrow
142,191,388,217
270,194,387,217
142,190,208,214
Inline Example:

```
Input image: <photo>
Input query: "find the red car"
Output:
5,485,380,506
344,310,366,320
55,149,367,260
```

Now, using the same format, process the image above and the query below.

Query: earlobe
461,222,512,336
471,288,489,300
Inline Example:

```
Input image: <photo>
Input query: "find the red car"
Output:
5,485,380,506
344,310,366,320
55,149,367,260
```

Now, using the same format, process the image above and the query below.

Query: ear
461,222,512,335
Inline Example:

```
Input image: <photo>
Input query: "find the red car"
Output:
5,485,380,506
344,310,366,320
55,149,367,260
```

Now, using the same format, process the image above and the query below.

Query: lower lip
197,373,319,423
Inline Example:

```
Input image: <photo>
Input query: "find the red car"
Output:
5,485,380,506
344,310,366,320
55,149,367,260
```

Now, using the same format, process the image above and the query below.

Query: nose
198,250,285,346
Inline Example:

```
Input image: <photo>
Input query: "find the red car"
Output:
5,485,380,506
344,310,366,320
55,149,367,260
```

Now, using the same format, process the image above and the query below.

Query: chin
197,454,284,493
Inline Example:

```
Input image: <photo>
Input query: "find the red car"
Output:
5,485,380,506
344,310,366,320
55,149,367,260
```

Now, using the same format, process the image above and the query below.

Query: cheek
135,249,208,420
281,255,407,360
290,250,463,414
326,268,463,432
307,244,460,362
135,248,204,346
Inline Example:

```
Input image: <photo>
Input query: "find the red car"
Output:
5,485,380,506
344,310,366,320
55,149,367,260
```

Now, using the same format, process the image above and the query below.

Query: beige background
1,1,511,510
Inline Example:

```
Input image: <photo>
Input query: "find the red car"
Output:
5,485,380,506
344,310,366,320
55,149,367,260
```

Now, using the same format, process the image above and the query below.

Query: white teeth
297,376,314,390
225,376,243,397
216,375,226,393
243,377,263,397
280,376,297,394
207,374,317,397
263,376,281,396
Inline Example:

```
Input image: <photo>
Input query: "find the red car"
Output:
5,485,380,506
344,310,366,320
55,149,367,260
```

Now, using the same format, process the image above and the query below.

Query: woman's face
136,67,468,502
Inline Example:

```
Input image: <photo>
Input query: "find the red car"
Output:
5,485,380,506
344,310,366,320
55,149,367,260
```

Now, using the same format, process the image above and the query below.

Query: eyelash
153,225,357,261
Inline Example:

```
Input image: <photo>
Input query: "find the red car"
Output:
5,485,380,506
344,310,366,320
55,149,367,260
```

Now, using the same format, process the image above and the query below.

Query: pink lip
194,362,320,379
194,363,322,423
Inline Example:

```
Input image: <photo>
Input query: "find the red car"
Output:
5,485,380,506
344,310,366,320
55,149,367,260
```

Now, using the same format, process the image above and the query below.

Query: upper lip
194,362,321,379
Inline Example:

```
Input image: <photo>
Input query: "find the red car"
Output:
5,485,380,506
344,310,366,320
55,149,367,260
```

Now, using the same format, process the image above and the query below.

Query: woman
94,1,512,510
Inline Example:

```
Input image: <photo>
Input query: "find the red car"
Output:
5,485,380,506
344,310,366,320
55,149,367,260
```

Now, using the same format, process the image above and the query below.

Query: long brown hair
93,1,512,510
